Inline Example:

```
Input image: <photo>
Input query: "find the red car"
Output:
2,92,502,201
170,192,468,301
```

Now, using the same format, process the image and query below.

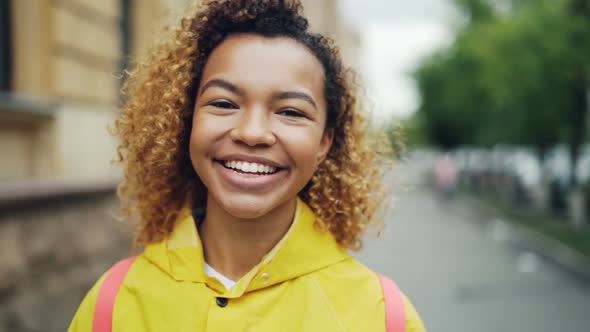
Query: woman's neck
199,196,297,281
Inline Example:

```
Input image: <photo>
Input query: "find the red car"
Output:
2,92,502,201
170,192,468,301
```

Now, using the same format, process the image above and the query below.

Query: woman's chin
225,206,269,220
207,190,296,221
218,198,273,220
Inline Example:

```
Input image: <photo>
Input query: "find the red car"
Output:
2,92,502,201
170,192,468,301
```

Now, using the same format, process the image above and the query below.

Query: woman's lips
214,160,288,191
220,160,279,174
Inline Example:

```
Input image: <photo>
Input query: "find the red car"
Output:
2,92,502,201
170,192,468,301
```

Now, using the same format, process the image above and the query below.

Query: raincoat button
216,297,228,307
259,272,270,285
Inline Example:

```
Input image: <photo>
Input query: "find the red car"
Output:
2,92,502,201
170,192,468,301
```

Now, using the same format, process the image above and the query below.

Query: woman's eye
278,109,305,118
210,101,237,109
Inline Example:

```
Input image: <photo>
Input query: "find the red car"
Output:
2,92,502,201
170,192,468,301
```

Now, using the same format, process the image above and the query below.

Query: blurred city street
1,0,590,331
356,157,590,331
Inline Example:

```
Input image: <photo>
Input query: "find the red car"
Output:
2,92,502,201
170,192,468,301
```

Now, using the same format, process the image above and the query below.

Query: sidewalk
462,191,590,283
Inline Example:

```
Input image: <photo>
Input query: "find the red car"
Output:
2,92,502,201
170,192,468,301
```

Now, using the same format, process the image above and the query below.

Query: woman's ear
316,129,334,166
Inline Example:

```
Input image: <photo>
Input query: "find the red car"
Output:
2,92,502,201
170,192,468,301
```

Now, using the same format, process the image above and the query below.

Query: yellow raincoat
69,198,426,331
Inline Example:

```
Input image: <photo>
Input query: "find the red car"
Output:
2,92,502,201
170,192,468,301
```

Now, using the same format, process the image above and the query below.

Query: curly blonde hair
115,0,390,251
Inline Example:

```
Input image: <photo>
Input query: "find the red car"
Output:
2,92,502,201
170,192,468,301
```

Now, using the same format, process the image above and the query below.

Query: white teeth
223,160,277,174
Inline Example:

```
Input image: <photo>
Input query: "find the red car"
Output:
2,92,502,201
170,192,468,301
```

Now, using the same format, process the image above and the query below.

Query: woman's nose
229,108,276,147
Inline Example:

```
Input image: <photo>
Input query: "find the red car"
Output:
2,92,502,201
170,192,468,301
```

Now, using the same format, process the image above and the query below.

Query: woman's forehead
199,34,325,95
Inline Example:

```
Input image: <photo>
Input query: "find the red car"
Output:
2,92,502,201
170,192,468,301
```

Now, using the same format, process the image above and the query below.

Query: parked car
504,147,542,206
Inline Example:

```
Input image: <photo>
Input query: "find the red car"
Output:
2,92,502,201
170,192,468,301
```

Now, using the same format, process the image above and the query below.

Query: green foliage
415,49,493,149
454,0,495,23
415,0,590,162
399,113,428,147
383,121,407,159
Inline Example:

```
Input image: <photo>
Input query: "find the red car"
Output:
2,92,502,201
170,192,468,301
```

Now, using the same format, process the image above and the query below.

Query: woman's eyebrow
200,79,244,96
273,91,317,110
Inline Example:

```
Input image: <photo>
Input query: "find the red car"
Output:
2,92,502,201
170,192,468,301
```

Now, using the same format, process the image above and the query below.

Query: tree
415,48,495,150
415,0,590,179
455,0,495,23
566,0,590,187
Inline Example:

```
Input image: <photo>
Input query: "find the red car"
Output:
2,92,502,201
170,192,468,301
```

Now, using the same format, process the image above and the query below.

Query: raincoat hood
143,197,351,296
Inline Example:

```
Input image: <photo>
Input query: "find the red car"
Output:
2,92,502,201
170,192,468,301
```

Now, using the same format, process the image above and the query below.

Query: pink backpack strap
93,256,138,332
377,273,406,332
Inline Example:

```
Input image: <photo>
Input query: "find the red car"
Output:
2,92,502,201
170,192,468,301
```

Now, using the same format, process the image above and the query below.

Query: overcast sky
339,0,459,121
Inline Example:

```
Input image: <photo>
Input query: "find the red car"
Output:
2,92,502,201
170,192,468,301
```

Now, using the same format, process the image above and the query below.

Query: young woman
69,0,426,331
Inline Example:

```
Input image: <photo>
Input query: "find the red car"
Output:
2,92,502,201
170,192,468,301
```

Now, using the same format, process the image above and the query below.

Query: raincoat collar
143,197,350,297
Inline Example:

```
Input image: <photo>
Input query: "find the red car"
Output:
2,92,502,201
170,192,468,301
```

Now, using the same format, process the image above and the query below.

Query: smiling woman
68,1,426,331
191,35,331,226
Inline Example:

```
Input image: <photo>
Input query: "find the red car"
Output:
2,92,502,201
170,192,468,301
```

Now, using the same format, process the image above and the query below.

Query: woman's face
190,33,333,219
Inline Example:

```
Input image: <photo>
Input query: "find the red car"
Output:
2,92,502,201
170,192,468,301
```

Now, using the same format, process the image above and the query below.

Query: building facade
1,0,126,181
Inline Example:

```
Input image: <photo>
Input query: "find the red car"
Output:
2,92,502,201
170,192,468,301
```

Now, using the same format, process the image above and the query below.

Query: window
0,0,11,91
120,0,132,76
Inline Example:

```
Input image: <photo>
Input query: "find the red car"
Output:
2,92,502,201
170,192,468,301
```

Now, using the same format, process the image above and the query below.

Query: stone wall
0,193,132,332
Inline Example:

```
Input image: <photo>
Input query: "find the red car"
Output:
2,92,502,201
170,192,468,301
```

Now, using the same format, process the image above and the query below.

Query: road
355,160,590,331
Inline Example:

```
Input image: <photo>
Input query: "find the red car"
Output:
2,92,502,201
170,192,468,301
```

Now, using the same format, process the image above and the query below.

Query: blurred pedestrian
68,1,426,331
433,152,457,199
